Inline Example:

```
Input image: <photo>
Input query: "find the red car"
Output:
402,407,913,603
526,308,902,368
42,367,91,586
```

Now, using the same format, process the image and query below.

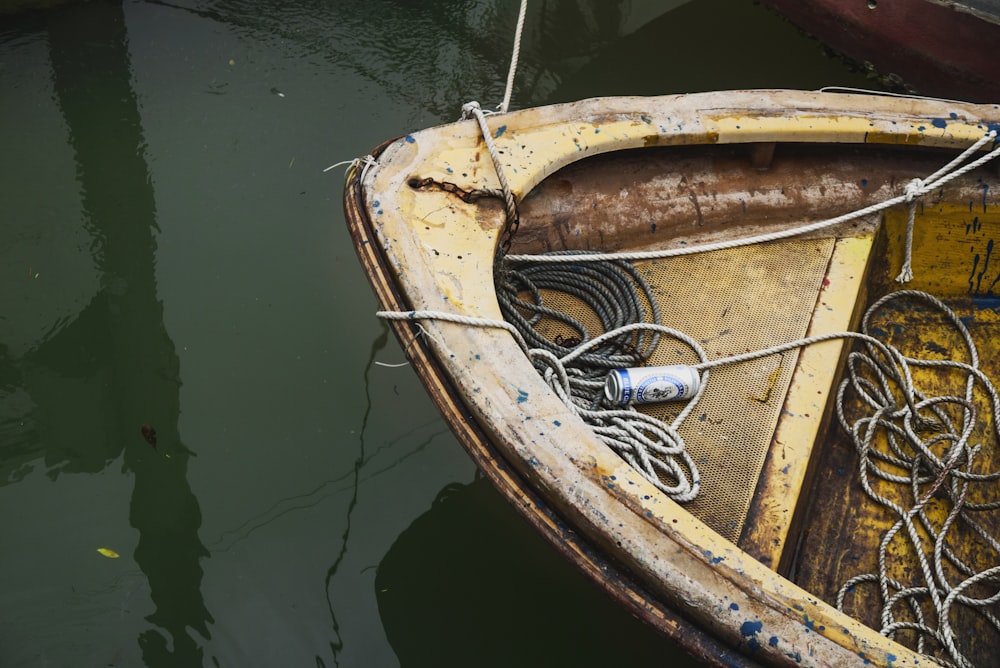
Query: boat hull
760,0,1000,102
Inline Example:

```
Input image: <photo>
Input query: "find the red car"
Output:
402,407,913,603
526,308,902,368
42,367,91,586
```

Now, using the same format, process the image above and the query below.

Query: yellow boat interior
507,139,1000,664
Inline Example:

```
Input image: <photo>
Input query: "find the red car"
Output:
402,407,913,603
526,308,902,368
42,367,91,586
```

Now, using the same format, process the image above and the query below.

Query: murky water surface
0,1,878,665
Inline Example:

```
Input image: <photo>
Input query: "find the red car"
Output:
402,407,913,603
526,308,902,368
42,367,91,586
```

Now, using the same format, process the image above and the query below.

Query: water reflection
143,0,664,120
375,477,700,667
3,2,213,664
321,326,388,665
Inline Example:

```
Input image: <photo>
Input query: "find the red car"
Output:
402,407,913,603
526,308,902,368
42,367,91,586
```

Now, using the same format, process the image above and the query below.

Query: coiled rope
498,254,705,501
380,255,710,502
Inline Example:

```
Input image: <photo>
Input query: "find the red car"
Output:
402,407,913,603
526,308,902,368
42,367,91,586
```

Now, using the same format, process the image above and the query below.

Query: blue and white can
604,365,701,406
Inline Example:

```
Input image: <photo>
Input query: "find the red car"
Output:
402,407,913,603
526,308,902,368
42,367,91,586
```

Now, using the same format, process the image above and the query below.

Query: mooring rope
499,0,528,114
461,101,519,248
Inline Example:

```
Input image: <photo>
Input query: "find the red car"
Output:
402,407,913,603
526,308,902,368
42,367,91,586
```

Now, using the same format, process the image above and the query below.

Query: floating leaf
96,547,120,559
140,423,157,449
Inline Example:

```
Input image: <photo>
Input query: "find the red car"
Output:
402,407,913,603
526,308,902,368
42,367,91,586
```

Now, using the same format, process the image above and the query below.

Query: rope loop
459,100,520,260
460,101,483,120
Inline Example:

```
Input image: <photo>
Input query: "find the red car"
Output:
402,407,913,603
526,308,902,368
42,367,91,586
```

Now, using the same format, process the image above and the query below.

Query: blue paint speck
740,621,763,652
860,178,868,187
553,420,561,427
517,389,529,404
932,118,948,129
729,603,739,611
769,636,779,648
495,124,507,138
404,135,415,144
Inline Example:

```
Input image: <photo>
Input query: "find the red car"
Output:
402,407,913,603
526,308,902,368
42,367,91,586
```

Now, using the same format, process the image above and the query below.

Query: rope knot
903,177,924,203
896,178,923,283
460,101,481,121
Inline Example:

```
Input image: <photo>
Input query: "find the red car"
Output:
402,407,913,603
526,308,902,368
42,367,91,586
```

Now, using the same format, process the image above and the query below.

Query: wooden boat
343,89,1000,666
759,0,1000,102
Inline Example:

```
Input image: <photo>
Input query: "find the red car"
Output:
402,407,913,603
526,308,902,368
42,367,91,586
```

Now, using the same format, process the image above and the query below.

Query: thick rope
460,101,520,253
499,0,528,114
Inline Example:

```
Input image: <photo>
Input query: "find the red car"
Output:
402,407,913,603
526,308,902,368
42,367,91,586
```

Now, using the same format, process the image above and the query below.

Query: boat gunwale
344,147,764,666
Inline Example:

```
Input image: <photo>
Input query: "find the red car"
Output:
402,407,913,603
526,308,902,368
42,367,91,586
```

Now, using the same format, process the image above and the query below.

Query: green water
0,1,880,666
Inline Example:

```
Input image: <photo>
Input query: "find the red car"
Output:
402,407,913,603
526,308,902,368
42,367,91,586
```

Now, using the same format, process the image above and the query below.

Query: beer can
604,365,701,406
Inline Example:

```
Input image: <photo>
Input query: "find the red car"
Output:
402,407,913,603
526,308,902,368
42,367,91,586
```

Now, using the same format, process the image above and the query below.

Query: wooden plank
739,235,875,570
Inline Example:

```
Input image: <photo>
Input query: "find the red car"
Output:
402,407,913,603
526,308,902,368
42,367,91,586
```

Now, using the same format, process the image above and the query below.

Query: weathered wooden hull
760,0,1000,102
344,90,1000,665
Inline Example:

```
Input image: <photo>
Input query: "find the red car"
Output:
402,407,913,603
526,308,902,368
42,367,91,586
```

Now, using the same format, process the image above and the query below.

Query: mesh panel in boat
636,238,834,542
530,237,835,542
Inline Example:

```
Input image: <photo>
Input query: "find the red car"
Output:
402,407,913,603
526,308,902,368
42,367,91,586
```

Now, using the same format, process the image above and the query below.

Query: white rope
499,0,528,114
460,101,519,233
378,307,708,501
324,154,378,182
377,309,529,353
895,179,922,283
504,131,1000,273
896,130,999,282
375,279,1000,509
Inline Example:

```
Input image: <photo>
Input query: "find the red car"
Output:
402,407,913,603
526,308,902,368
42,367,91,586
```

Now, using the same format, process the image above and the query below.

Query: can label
604,365,700,406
